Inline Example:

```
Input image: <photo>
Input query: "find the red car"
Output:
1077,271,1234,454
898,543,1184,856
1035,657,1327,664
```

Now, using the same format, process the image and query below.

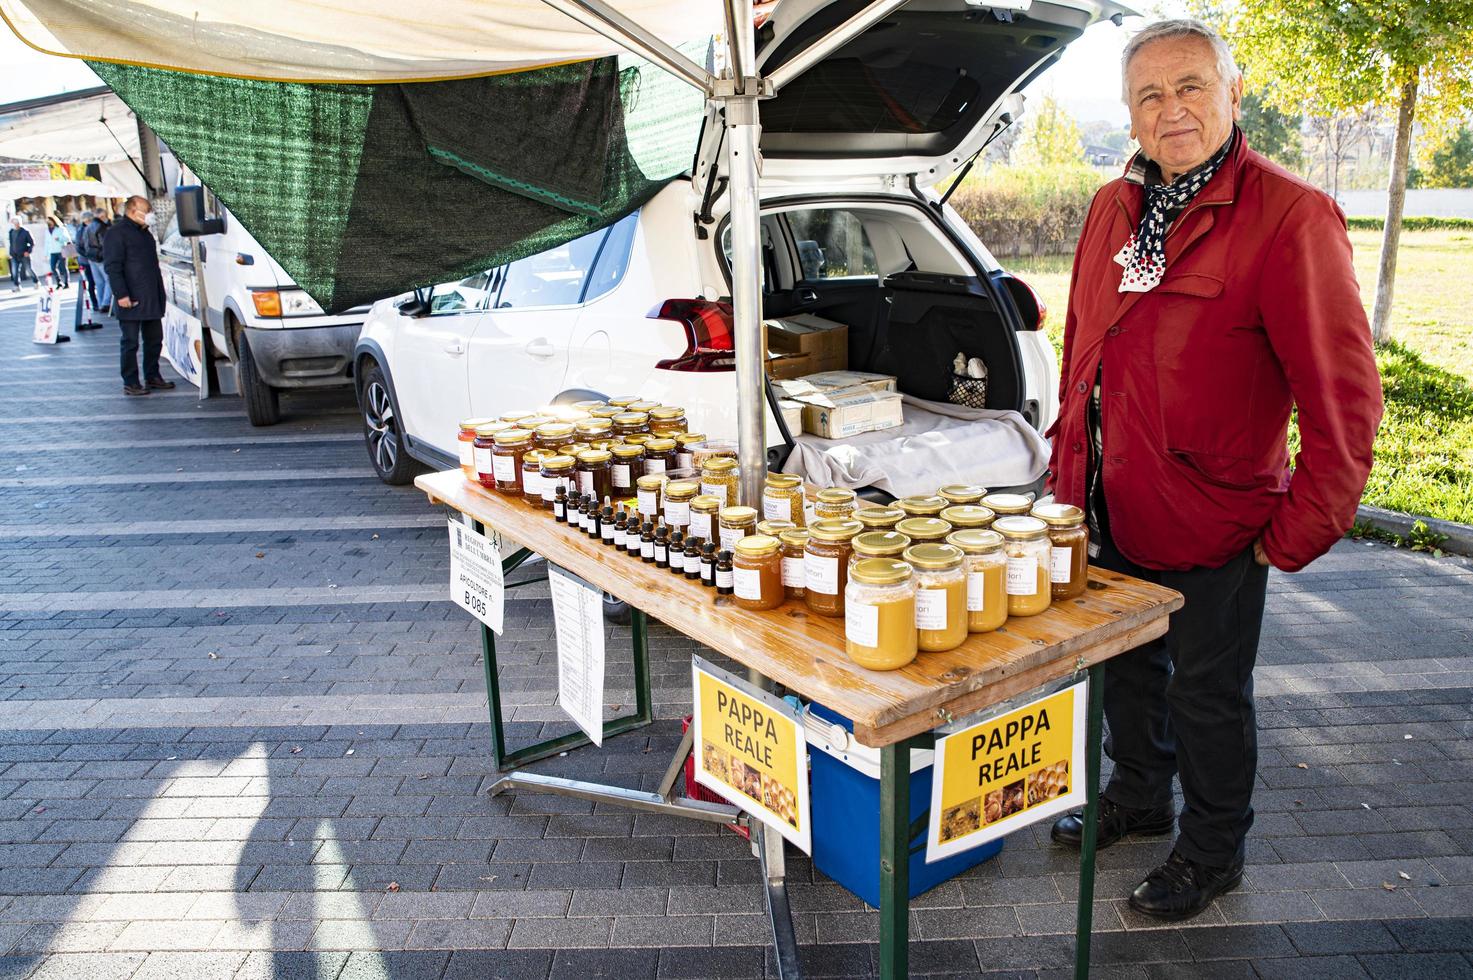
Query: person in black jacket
8,217,38,291
79,211,113,312
103,196,174,396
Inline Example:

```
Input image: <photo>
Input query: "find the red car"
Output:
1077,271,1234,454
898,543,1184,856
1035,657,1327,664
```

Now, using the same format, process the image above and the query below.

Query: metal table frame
468,517,1106,979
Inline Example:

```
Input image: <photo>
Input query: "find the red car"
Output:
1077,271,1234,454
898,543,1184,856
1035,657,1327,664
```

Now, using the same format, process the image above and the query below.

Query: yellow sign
926,680,1086,862
691,657,811,853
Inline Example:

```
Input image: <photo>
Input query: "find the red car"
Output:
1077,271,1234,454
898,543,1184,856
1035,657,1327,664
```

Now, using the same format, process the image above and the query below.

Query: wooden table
417,469,1184,979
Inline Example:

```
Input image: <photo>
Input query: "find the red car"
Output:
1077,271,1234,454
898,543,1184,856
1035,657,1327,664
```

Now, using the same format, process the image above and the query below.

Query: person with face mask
102,195,174,396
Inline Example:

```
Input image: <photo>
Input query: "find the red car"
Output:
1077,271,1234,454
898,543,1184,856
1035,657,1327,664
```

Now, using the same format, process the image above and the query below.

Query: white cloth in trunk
781,395,1050,499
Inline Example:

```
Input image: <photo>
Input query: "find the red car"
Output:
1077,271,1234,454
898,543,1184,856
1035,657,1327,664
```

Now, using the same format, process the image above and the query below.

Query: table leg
879,740,912,980
1074,664,1105,980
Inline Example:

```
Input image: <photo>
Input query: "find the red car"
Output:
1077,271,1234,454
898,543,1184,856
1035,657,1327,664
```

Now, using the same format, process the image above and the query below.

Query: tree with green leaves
1423,125,1473,187
1238,89,1302,169
1222,0,1473,343
1014,94,1085,167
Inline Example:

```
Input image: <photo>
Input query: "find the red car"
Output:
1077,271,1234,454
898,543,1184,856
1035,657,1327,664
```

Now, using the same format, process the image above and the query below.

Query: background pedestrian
79,209,112,313
8,216,37,290
44,215,71,288
102,195,173,396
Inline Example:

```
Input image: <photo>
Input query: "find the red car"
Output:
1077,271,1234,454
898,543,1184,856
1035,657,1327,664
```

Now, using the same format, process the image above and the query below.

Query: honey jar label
523,471,544,498
781,557,805,588
458,441,474,468
612,463,632,488
665,501,691,527
846,600,879,647
700,481,730,505
966,572,988,612
733,567,762,601
677,451,695,470
915,588,948,630
805,554,839,595
762,494,790,523
1006,556,1039,595
646,459,667,475
1049,547,1072,584
473,446,494,475
690,513,713,541
576,470,595,496
492,455,517,484
637,488,659,516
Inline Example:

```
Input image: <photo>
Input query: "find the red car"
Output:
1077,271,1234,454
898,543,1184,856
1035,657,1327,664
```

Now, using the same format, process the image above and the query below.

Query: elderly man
103,196,174,396
1046,20,1382,919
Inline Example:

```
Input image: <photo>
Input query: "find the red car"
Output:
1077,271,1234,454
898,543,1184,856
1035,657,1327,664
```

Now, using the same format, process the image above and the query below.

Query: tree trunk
1371,78,1418,345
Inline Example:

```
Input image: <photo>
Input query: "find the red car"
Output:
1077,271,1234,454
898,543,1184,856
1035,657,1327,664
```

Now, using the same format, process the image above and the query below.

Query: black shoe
1129,848,1244,921
1051,797,1176,850
123,384,149,396
146,378,176,390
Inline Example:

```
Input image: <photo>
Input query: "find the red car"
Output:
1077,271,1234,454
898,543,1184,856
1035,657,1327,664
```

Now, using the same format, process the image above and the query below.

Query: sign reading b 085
447,519,504,634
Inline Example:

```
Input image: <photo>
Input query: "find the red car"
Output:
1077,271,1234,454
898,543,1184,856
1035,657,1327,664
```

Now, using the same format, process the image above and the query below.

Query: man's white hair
1121,18,1241,103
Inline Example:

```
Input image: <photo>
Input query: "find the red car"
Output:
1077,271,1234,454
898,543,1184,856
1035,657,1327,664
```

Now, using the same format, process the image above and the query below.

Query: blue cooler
806,701,1003,907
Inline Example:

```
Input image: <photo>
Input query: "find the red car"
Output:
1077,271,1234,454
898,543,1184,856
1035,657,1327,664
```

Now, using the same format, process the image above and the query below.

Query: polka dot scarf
1115,134,1235,293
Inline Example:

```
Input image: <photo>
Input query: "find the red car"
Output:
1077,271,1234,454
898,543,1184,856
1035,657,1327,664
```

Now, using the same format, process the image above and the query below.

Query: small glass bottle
626,518,644,558
553,484,568,523
733,535,784,611
980,492,1035,518
715,549,735,596
586,498,603,540
995,515,1052,617
688,494,722,543
663,480,698,532
613,512,629,550
894,517,953,544
654,527,670,568
904,543,968,653
779,528,810,601
701,542,717,587
897,495,947,519
939,505,995,531
700,457,740,508
684,536,703,580
718,506,759,553
813,488,858,522
675,432,707,472
610,444,645,493
844,559,918,671
762,473,807,526
1031,502,1090,601
939,484,988,506
601,506,617,546
668,531,686,575
458,417,495,480
640,522,656,563
948,529,1007,634
854,507,905,532
568,492,584,530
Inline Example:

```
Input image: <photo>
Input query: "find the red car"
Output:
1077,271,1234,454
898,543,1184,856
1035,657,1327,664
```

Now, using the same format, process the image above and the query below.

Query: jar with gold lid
574,449,613,503
904,543,968,653
845,559,918,671
635,474,666,523
623,432,654,449
854,507,905,532
612,412,651,437
813,488,858,522
778,528,809,600
610,444,645,493
458,418,495,479
980,492,1035,518
1031,502,1089,601
491,428,534,495
589,405,623,420
894,517,952,544
538,454,576,510
589,439,622,452
756,519,795,539
732,535,784,611
852,530,911,565
948,529,1007,634
700,457,740,508
939,505,995,530
718,506,758,553
675,432,707,471
627,399,662,414
688,495,721,544
663,480,699,531
573,418,613,443
762,473,806,526
643,438,677,477
897,495,947,519
690,439,738,469
939,484,987,506
472,422,512,488
521,450,547,505
607,395,641,408
571,399,606,413
533,421,576,453
647,406,687,436
995,516,1051,617
804,518,863,617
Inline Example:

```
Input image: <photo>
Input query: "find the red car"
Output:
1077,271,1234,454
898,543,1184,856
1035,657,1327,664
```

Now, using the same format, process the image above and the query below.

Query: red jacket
1046,137,1383,573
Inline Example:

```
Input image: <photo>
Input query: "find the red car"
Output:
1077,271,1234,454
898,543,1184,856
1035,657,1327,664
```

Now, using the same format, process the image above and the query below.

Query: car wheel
360,361,415,485
603,594,631,625
237,333,281,427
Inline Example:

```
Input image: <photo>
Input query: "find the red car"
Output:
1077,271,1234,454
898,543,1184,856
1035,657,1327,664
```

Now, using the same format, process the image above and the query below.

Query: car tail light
1007,275,1046,332
648,298,736,372
251,290,282,317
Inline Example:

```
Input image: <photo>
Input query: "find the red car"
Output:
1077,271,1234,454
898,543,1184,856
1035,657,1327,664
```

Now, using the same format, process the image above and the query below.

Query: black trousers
1093,507,1270,867
119,318,163,388
10,256,37,288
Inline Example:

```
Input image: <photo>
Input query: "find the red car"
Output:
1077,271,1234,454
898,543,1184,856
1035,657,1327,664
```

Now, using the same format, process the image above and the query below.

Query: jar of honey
718,506,758,553
980,492,1035,518
762,473,806,526
894,517,952,544
675,432,707,471
700,457,740,508
995,516,1052,617
539,454,576,509
1032,502,1089,601
813,488,858,522
778,529,809,600
939,505,995,530
688,495,721,543
612,412,651,437
457,418,495,479
575,449,613,503
897,495,947,519
589,405,623,420
627,399,662,414
607,395,641,408
534,421,577,453
939,484,987,506
852,530,911,565
948,529,1007,634
574,418,614,443
490,428,534,495
904,543,968,653
854,507,905,532
643,438,678,476
756,519,795,539
845,559,918,671
571,399,607,414
733,535,784,611
648,406,688,436
472,422,509,488
521,450,547,505
804,518,863,618
691,439,738,470
610,444,645,492
663,480,699,531
499,410,535,425
635,475,666,523
623,432,654,449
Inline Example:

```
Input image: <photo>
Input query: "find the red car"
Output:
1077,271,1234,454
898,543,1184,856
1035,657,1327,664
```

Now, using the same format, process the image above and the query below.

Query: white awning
0,87,139,163
0,0,722,83
0,178,125,200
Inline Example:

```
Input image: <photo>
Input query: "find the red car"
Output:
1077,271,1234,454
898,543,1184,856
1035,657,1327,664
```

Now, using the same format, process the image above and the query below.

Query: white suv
355,0,1121,486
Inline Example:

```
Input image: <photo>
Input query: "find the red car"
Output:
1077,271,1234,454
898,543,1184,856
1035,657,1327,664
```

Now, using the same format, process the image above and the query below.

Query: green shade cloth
88,51,704,312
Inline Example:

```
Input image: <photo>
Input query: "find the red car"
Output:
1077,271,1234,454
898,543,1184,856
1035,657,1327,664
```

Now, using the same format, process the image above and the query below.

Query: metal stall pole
878,739,913,980
1074,664,1105,979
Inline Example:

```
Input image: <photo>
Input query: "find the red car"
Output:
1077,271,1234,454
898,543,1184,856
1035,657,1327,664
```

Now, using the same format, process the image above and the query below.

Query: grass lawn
1010,228,1473,526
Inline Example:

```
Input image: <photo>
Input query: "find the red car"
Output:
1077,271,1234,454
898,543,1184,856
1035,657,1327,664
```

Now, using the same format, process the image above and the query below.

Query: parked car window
582,212,638,303
786,210,878,280
495,224,609,310
428,273,492,315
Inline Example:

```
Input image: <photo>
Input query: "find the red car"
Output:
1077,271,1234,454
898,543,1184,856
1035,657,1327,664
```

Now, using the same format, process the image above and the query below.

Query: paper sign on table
691,657,811,853
926,680,1086,863
447,518,504,634
549,565,607,747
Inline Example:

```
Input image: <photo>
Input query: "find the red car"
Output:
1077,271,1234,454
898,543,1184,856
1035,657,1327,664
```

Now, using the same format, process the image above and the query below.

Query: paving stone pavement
1,292,1471,979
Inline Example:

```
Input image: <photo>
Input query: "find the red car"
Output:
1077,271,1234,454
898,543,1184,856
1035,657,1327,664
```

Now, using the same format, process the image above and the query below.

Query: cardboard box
798,387,904,439
766,352,813,381
773,370,898,401
778,399,804,435
767,314,848,374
